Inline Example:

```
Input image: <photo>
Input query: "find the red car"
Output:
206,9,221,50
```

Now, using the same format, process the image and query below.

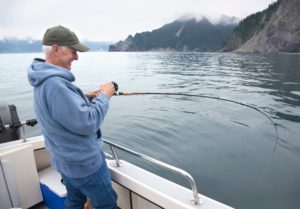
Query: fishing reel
112,81,118,92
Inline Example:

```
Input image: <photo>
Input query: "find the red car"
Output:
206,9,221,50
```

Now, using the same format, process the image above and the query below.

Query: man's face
55,46,78,70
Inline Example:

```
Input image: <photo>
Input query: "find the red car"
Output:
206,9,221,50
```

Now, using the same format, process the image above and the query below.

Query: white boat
0,105,234,209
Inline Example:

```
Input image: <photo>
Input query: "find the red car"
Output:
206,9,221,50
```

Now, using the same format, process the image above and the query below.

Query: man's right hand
100,82,116,97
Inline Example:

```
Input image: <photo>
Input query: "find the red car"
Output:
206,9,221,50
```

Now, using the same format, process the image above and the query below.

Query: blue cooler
39,167,66,209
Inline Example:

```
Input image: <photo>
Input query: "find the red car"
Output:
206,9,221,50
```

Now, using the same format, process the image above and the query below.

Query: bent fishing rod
111,82,281,191
111,82,279,151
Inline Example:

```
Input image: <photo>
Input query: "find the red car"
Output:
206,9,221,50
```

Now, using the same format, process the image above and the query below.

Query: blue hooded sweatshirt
28,58,109,177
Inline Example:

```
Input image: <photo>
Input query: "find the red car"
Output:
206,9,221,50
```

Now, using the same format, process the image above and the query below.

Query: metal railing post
22,125,27,142
109,145,122,167
104,139,202,205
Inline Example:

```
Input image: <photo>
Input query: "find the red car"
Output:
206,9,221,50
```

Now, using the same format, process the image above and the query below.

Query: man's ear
52,45,59,51
52,45,60,57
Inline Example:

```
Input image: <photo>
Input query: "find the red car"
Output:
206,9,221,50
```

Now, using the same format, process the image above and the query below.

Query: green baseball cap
42,25,89,52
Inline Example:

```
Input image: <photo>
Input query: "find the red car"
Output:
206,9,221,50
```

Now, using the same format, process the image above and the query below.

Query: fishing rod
112,82,281,191
111,82,279,151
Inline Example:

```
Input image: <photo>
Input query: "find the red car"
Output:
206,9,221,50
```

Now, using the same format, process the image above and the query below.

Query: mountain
0,39,113,53
109,17,237,52
82,41,114,52
0,39,42,53
222,0,300,53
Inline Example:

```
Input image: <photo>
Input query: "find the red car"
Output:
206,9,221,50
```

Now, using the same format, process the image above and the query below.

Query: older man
28,25,117,209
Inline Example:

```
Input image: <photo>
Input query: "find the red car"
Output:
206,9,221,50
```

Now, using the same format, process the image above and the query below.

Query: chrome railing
103,139,202,205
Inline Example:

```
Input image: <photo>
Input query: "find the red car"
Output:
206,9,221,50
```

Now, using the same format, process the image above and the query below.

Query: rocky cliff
222,0,300,53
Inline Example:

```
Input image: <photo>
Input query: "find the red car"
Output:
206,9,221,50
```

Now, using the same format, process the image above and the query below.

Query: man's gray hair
42,45,53,54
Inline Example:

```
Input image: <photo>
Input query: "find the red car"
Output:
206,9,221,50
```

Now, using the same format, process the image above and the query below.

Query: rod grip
113,92,135,96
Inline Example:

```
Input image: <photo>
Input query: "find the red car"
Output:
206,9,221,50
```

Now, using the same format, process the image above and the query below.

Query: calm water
0,52,300,209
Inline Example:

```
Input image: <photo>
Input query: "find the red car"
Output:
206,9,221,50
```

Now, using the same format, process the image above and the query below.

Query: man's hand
85,82,116,98
85,89,101,98
100,82,116,97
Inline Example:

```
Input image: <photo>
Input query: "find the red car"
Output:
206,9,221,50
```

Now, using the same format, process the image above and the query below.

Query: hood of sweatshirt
28,58,75,87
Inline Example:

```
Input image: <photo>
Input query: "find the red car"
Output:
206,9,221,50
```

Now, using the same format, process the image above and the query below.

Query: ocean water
0,52,300,209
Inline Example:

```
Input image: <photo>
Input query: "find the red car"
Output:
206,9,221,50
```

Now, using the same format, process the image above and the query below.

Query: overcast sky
0,0,277,42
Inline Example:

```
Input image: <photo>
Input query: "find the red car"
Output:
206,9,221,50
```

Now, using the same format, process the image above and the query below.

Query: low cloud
0,0,277,41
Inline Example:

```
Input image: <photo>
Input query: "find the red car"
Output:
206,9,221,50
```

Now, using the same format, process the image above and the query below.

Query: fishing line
111,83,280,191
114,91,279,152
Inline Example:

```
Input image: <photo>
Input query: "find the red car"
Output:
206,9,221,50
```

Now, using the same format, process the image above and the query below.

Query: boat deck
0,136,233,209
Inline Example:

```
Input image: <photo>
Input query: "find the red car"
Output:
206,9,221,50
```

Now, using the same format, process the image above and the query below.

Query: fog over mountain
0,0,275,41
